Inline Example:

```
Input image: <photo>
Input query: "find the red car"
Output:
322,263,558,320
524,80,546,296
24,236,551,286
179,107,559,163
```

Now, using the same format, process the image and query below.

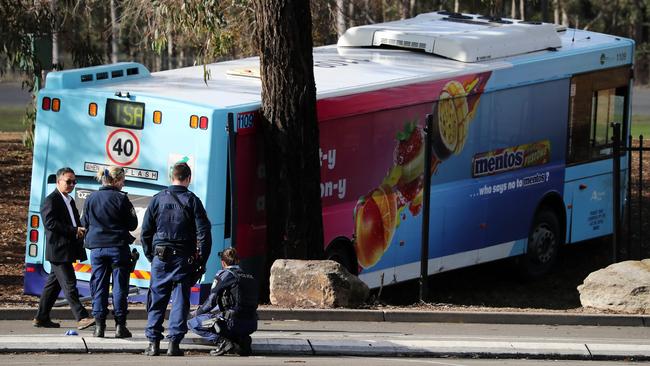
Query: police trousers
89,246,131,322
187,312,257,344
145,254,194,342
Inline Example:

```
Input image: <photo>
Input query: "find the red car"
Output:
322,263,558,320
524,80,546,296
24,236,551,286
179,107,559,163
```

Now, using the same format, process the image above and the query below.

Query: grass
631,115,650,139
0,106,27,132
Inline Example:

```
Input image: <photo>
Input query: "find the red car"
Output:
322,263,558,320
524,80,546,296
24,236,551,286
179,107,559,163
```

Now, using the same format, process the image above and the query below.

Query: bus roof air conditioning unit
337,11,562,63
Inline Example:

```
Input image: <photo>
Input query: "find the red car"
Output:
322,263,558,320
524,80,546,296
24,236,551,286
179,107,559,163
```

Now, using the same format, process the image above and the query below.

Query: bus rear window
567,66,630,164
105,99,145,130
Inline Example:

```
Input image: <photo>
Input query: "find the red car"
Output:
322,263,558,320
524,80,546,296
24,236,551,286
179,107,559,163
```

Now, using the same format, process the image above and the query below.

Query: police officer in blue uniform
187,247,258,356
141,162,211,356
82,166,138,338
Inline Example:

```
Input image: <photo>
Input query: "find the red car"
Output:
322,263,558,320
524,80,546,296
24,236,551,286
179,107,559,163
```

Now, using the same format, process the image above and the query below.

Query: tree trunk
541,0,549,22
554,0,560,25
633,0,649,84
167,25,173,70
254,0,324,266
336,0,347,36
519,0,525,20
110,0,119,63
51,0,60,68
400,0,410,19
511,0,516,19
454,0,460,13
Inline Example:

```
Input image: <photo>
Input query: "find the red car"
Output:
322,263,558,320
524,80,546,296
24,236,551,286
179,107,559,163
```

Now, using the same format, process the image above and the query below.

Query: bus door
71,185,154,285
232,110,267,282
566,66,630,243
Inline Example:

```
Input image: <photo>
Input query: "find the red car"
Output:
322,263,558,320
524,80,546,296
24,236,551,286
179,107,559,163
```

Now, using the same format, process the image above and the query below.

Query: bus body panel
564,160,616,243
325,75,571,286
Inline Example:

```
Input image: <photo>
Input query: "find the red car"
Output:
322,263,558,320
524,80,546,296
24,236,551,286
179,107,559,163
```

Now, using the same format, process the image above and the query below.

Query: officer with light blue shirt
141,162,211,356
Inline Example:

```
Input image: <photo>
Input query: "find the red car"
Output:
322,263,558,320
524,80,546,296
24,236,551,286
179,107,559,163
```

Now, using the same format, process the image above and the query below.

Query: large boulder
269,259,369,308
578,259,650,313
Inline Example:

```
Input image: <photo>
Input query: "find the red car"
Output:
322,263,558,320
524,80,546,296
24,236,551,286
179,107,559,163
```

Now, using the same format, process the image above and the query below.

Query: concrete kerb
2,307,650,327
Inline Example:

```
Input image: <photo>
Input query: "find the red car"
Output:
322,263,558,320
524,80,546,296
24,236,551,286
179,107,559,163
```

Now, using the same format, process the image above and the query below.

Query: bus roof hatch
337,11,563,63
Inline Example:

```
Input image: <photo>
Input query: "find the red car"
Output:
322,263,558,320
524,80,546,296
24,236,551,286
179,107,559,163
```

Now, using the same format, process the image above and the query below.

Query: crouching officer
141,162,211,356
187,247,258,356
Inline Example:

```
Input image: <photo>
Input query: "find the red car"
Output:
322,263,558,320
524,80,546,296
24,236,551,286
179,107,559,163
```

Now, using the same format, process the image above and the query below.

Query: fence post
637,135,643,253
612,122,621,262
627,135,633,260
420,114,433,302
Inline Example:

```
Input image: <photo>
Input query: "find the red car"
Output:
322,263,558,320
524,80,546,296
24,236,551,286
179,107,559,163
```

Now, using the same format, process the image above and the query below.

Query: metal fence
613,123,649,262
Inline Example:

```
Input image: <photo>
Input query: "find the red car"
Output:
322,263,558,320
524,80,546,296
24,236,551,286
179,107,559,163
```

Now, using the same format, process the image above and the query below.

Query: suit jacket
42,189,87,263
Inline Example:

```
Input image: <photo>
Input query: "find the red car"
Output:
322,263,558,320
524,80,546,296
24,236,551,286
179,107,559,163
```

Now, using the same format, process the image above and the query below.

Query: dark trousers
145,255,193,342
89,246,131,323
187,313,257,344
35,262,89,322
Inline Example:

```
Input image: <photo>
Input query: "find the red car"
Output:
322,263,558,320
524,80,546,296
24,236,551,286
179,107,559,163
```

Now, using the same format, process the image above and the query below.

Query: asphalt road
0,82,31,106
634,87,650,116
1,353,647,366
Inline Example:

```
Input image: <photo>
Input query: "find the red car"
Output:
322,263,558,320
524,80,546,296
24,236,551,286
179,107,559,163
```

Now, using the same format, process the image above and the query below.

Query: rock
269,259,369,308
577,259,650,313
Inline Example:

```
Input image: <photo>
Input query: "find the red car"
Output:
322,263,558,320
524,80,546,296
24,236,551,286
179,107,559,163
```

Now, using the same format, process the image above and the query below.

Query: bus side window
567,66,630,165
590,87,626,157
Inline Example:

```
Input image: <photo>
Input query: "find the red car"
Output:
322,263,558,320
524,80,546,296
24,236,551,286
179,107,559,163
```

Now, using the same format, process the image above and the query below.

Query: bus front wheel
519,209,561,279
326,240,358,276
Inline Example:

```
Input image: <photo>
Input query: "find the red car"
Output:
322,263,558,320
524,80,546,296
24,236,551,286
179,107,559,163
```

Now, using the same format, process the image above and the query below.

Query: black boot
115,323,132,338
210,338,235,356
166,340,184,356
93,319,105,338
238,335,252,356
144,340,160,356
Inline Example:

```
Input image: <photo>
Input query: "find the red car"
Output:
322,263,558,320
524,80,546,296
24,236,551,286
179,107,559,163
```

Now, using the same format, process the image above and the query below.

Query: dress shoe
144,340,160,356
77,317,95,330
166,340,184,356
115,324,132,338
32,318,60,328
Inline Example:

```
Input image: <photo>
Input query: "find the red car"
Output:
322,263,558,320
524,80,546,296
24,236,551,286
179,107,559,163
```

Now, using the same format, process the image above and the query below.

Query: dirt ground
0,132,648,311
0,133,37,307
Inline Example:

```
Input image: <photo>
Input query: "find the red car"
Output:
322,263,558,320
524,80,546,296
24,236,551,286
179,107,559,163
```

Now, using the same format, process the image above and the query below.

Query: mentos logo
472,140,551,178
473,150,524,177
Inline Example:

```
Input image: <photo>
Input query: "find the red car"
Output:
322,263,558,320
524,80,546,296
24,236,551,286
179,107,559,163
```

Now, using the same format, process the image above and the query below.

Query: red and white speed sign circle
105,129,140,166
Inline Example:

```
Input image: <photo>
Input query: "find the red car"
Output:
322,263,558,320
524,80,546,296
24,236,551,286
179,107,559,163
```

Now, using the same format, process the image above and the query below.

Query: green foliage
0,1,55,147
0,1,53,76
0,106,26,132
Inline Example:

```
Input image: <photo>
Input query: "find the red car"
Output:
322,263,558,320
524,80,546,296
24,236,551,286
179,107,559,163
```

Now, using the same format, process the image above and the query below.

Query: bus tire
326,240,358,276
519,209,561,279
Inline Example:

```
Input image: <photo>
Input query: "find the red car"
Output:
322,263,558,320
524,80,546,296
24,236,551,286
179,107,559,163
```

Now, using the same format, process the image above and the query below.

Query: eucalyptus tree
254,0,324,264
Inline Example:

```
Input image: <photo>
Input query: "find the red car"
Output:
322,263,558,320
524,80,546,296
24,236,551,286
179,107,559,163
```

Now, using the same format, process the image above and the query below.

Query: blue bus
25,11,634,302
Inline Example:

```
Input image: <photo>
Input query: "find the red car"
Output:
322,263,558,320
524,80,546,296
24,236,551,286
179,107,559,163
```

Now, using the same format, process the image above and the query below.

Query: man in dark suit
33,167,95,329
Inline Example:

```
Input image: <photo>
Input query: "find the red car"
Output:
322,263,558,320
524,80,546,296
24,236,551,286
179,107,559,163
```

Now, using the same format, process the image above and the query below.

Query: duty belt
154,246,191,261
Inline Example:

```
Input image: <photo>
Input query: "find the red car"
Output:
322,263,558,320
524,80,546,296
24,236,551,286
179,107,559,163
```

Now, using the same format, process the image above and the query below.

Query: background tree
0,0,53,145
